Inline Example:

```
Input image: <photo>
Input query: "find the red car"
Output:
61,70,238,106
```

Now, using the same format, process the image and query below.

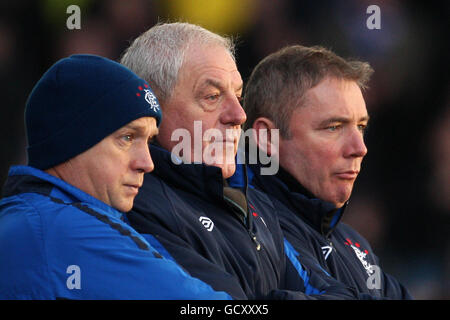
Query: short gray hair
120,22,236,104
243,45,374,138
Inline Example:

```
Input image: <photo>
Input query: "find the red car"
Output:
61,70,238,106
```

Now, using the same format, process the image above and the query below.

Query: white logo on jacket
321,245,333,260
344,239,381,289
345,242,374,276
199,216,214,232
350,244,374,275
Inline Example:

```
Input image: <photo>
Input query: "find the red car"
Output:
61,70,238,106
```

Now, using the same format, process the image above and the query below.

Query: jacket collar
3,165,123,219
149,144,255,229
246,162,346,237
148,144,225,202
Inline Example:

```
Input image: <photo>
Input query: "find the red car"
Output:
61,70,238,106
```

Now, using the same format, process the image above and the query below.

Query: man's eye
205,94,219,102
327,125,340,132
122,134,133,142
358,124,368,133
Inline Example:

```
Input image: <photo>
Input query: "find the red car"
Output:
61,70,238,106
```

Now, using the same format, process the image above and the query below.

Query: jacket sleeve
50,207,234,300
0,196,232,300
341,224,413,300
270,239,376,300
127,209,249,300
280,224,408,300
381,268,413,299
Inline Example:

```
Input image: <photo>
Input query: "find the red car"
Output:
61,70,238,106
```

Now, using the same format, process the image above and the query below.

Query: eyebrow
202,78,243,92
122,123,159,137
318,115,370,127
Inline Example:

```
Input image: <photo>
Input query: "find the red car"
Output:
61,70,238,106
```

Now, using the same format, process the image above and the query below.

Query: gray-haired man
122,23,375,300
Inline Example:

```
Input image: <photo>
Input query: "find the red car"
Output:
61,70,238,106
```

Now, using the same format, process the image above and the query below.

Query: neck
276,166,316,199
44,166,63,180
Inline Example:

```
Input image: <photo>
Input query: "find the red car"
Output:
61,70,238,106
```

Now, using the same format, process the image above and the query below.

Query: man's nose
220,95,247,126
133,143,155,173
345,128,368,158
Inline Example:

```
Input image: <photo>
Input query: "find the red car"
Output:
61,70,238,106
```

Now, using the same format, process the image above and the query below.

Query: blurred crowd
0,0,448,299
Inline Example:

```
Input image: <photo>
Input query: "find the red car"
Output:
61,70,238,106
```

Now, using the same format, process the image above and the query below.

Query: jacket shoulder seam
15,193,55,296
157,178,187,237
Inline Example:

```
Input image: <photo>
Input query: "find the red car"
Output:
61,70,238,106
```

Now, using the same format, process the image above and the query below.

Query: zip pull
250,231,261,251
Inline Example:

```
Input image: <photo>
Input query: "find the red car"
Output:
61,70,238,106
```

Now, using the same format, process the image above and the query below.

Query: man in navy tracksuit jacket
128,145,369,299
123,23,373,300
240,45,412,299
231,163,411,299
0,55,230,300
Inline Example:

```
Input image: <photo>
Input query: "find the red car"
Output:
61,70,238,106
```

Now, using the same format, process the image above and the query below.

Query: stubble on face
279,77,369,208
157,44,245,178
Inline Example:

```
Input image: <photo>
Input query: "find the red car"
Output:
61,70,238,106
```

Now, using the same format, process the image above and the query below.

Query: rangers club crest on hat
136,84,160,112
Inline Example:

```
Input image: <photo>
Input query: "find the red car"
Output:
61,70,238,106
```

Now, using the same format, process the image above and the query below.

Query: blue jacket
239,162,412,299
0,165,231,300
127,145,370,300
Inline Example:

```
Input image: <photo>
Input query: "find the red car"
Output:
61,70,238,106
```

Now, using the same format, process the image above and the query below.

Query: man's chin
203,149,237,179
112,200,134,213
330,190,353,208
217,163,236,179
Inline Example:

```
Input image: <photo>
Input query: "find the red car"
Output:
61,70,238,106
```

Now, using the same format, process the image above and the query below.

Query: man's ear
252,117,277,156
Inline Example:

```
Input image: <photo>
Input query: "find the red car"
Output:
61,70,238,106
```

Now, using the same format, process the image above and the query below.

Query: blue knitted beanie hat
25,54,162,170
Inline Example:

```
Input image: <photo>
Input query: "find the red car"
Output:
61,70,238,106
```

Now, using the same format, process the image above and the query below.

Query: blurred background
0,0,448,299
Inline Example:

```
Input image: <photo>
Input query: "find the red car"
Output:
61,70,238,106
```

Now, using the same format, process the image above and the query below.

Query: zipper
222,162,262,251
223,195,261,251
328,239,334,249
249,230,261,251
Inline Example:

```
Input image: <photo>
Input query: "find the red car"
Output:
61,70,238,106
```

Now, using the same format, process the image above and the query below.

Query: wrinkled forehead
180,44,241,83
286,78,368,130
304,78,366,110
121,117,159,135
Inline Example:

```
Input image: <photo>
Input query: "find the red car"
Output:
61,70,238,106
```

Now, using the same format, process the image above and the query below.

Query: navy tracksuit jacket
237,162,412,299
127,145,373,300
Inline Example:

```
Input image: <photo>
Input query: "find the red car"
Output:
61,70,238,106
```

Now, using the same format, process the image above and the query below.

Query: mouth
335,171,359,180
205,128,240,146
124,184,141,194
222,140,237,146
224,129,240,144
208,139,237,149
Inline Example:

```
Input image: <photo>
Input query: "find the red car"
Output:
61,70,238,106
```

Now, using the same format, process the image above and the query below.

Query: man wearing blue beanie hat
0,54,232,300
26,54,162,170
